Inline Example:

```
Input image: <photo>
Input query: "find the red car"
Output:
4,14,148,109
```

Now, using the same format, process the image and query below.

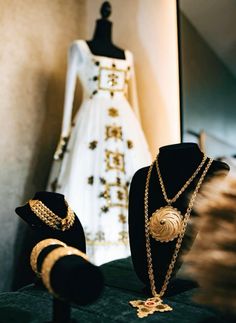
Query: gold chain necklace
29,199,75,231
149,154,207,242
130,157,213,318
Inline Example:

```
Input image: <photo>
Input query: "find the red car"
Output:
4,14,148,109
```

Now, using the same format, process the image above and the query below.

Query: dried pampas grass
185,175,236,315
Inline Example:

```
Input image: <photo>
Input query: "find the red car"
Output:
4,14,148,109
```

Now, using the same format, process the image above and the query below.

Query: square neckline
81,40,128,62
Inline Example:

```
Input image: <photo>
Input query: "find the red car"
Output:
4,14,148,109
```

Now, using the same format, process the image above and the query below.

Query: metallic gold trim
105,125,123,141
105,182,128,208
105,150,125,173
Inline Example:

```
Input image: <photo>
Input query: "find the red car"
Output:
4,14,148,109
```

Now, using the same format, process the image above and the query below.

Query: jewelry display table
0,257,225,323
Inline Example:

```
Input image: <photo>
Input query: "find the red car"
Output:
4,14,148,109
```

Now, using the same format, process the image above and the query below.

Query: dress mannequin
129,143,229,294
87,1,125,59
47,0,151,265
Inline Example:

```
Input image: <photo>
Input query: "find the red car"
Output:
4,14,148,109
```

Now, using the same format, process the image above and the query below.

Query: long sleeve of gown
54,42,82,160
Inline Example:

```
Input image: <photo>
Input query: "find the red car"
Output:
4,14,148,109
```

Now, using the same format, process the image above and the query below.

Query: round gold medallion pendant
149,206,183,242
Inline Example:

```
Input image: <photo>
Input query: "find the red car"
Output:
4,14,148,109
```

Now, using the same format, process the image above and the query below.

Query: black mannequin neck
87,19,125,59
157,143,205,198
92,19,112,43
158,143,203,165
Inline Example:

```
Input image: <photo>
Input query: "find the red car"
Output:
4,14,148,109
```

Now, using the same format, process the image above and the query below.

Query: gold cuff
30,238,67,277
41,246,88,297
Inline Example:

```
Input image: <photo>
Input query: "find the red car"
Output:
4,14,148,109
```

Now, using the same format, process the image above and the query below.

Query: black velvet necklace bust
86,1,125,59
15,191,86,252
129,143,229,295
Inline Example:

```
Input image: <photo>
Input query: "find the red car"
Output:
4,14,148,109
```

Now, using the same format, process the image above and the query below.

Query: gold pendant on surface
130,296,172,318
149,206,183,242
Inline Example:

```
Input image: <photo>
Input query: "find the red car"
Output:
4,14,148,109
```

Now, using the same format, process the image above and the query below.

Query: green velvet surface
0,257,226,323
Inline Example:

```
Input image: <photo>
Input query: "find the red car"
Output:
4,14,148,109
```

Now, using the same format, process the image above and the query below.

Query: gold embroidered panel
105,125,123,141
105,150,125,173
98,67,127,92
104,181,128,209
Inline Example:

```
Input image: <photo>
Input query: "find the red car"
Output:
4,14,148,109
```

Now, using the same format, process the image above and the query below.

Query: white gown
48,40,152,265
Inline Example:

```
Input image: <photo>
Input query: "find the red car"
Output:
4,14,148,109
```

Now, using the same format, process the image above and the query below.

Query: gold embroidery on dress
99,191,109,199
108,107,119,117
102,182,128,209
107,73,119,87
127,140,134,149
117,190,124,200
119,231,129,244
89,141,98,149
98,66,127,92
99,176,129,209
85,230,92,244
119,214,127,224
116,177,121,185
85,229,129,246
105,150,125,173
105,125,123,141
88,176,94,185
101,206,109,213
86,239,129,246
95,230,105,242
99,177,106,184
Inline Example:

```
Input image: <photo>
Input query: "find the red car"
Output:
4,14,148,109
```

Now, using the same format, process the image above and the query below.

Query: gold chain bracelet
41,246,88,297
30,238,67,277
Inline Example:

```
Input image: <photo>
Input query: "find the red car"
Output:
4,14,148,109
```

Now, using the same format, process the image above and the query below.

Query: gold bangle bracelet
41,246,88,297
30,238,67,277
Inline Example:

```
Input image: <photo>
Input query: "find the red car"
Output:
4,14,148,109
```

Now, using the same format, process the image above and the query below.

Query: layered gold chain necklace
149,154,207,242
130,155,213,318
29,199,75,231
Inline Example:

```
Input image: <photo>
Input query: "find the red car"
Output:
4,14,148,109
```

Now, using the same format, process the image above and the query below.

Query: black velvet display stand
129,143,229,295
15,191,96,323
86,1,125,59
34,243,104,323
15,191,86,252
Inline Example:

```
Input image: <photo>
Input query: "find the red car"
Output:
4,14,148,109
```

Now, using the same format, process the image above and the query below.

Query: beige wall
0,0,180,290
0,0,86,291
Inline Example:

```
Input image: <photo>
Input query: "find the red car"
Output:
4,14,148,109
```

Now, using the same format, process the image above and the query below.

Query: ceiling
180,0,236,78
